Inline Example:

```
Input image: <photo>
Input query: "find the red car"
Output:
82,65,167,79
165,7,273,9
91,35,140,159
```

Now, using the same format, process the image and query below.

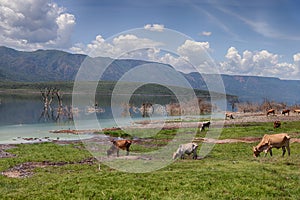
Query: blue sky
1,0,300,79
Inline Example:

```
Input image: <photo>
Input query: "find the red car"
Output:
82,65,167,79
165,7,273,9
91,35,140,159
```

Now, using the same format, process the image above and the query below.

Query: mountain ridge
1,46,299,104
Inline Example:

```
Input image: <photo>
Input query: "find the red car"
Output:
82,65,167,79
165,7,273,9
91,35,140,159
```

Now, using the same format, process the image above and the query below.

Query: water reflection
0,92,216,144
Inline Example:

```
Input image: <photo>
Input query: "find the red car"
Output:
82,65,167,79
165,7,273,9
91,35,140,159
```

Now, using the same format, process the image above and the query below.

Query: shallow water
0,123,89,144
0,94,219,144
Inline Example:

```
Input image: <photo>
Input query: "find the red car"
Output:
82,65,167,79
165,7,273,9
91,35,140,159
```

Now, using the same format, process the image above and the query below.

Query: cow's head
107,145,117,157
252,146,260,157
172,152,179,160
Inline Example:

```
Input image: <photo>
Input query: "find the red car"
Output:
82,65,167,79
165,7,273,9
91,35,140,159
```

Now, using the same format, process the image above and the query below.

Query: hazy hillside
184,73,300,104
1,46,300,104
0,46,86,82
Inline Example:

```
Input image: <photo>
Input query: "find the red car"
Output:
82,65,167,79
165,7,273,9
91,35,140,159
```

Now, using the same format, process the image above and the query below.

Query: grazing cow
266,109,275,116
173,142,198,160
107,139,132,157
200,121,210,132
281,109,290,116
252,133,290,157
294,109,300,114
225,113,234,119
273,120,281,128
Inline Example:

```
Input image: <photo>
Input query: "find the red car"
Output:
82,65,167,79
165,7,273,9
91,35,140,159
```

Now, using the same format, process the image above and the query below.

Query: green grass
1,122,300,199
221,121,300,139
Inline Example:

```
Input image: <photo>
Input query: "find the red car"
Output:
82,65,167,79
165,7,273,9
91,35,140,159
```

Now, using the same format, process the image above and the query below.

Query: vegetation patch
1,121,300,199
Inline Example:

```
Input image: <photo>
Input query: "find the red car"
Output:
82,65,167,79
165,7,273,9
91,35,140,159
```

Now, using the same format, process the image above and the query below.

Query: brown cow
294,109,300,114
273,120,281,128
107,139,132,157
281,109,290,116
225,112,234,119
252,133,290,157
266,109,275,116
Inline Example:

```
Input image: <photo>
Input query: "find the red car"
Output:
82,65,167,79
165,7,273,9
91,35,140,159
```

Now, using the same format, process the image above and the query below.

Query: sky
1,0,300,79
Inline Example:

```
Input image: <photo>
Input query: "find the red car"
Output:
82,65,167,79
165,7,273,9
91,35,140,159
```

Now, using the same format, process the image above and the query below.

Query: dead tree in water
140,103,153,117
39,88,72,122
39,88,54,121
52,88,64,121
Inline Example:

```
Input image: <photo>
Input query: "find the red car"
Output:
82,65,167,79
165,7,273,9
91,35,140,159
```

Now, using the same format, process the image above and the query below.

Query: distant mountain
1,46,300,104
185,73,300,104
0,46,86,82
0,46,166,82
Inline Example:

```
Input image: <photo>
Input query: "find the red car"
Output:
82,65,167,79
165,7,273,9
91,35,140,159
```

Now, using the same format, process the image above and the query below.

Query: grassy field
1,121,300,199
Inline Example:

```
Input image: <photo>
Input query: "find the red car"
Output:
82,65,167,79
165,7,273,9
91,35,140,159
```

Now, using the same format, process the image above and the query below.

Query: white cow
173,142,198,160
200,121,210,132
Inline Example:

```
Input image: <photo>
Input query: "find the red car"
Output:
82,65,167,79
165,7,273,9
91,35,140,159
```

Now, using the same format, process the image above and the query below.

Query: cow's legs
117,149,119,157
193,151,197,159
282,146,286,157
265,147,272,157
269,149,273,156
126,147,130,156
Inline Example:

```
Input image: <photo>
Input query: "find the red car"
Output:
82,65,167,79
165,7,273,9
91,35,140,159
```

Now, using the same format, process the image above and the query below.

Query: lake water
0,94,114,144
0,93,225,144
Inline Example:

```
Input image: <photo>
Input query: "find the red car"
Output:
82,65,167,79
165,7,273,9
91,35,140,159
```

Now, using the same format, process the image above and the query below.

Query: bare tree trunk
39,88,54,121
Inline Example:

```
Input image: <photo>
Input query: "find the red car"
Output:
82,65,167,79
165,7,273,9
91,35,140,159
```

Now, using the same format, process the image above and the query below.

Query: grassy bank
0,121,300,199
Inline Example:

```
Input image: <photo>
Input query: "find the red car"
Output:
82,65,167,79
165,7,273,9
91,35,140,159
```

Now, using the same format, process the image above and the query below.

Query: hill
185,73,300,104
1,46,299,104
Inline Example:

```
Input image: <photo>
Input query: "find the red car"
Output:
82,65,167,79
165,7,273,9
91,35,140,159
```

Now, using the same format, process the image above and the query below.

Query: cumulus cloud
71,35,215,74
0,0,75,50
139,40,214,73
70,30,300,79
144,24,165,32
176,40,216,72
71,34,163,58
293,53,300,62
220,47,300,79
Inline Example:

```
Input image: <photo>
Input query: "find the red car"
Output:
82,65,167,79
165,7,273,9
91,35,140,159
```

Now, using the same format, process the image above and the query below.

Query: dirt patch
194,136,300,144
223,112,300,125
1,157,96,178
0,144,17,158
194,137,261,144
291,138,300,143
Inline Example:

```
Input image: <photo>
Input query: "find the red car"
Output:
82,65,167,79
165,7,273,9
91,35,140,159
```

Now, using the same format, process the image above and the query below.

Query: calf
253,133,290,157
281,109,290,116
273,120,281,128
107,139,132,157
266,109,275,116
200,121,210,132
173,142,198,160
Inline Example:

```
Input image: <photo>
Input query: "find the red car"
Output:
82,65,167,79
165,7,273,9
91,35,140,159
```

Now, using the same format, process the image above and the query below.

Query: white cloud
0,0,75,50
293,53,300,62
71,34,163,58
144,24,165,32
220,47,300,79
71,35,215,74
176,40,215,72
201,31,212,36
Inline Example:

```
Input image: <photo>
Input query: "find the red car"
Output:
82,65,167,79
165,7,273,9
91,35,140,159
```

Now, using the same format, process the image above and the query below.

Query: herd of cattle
107,133,291,159
106,116,292,159
266,108,300,116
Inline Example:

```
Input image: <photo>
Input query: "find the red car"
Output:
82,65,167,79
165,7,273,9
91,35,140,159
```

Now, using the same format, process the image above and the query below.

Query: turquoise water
0,123,91,144
0,95,224,144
